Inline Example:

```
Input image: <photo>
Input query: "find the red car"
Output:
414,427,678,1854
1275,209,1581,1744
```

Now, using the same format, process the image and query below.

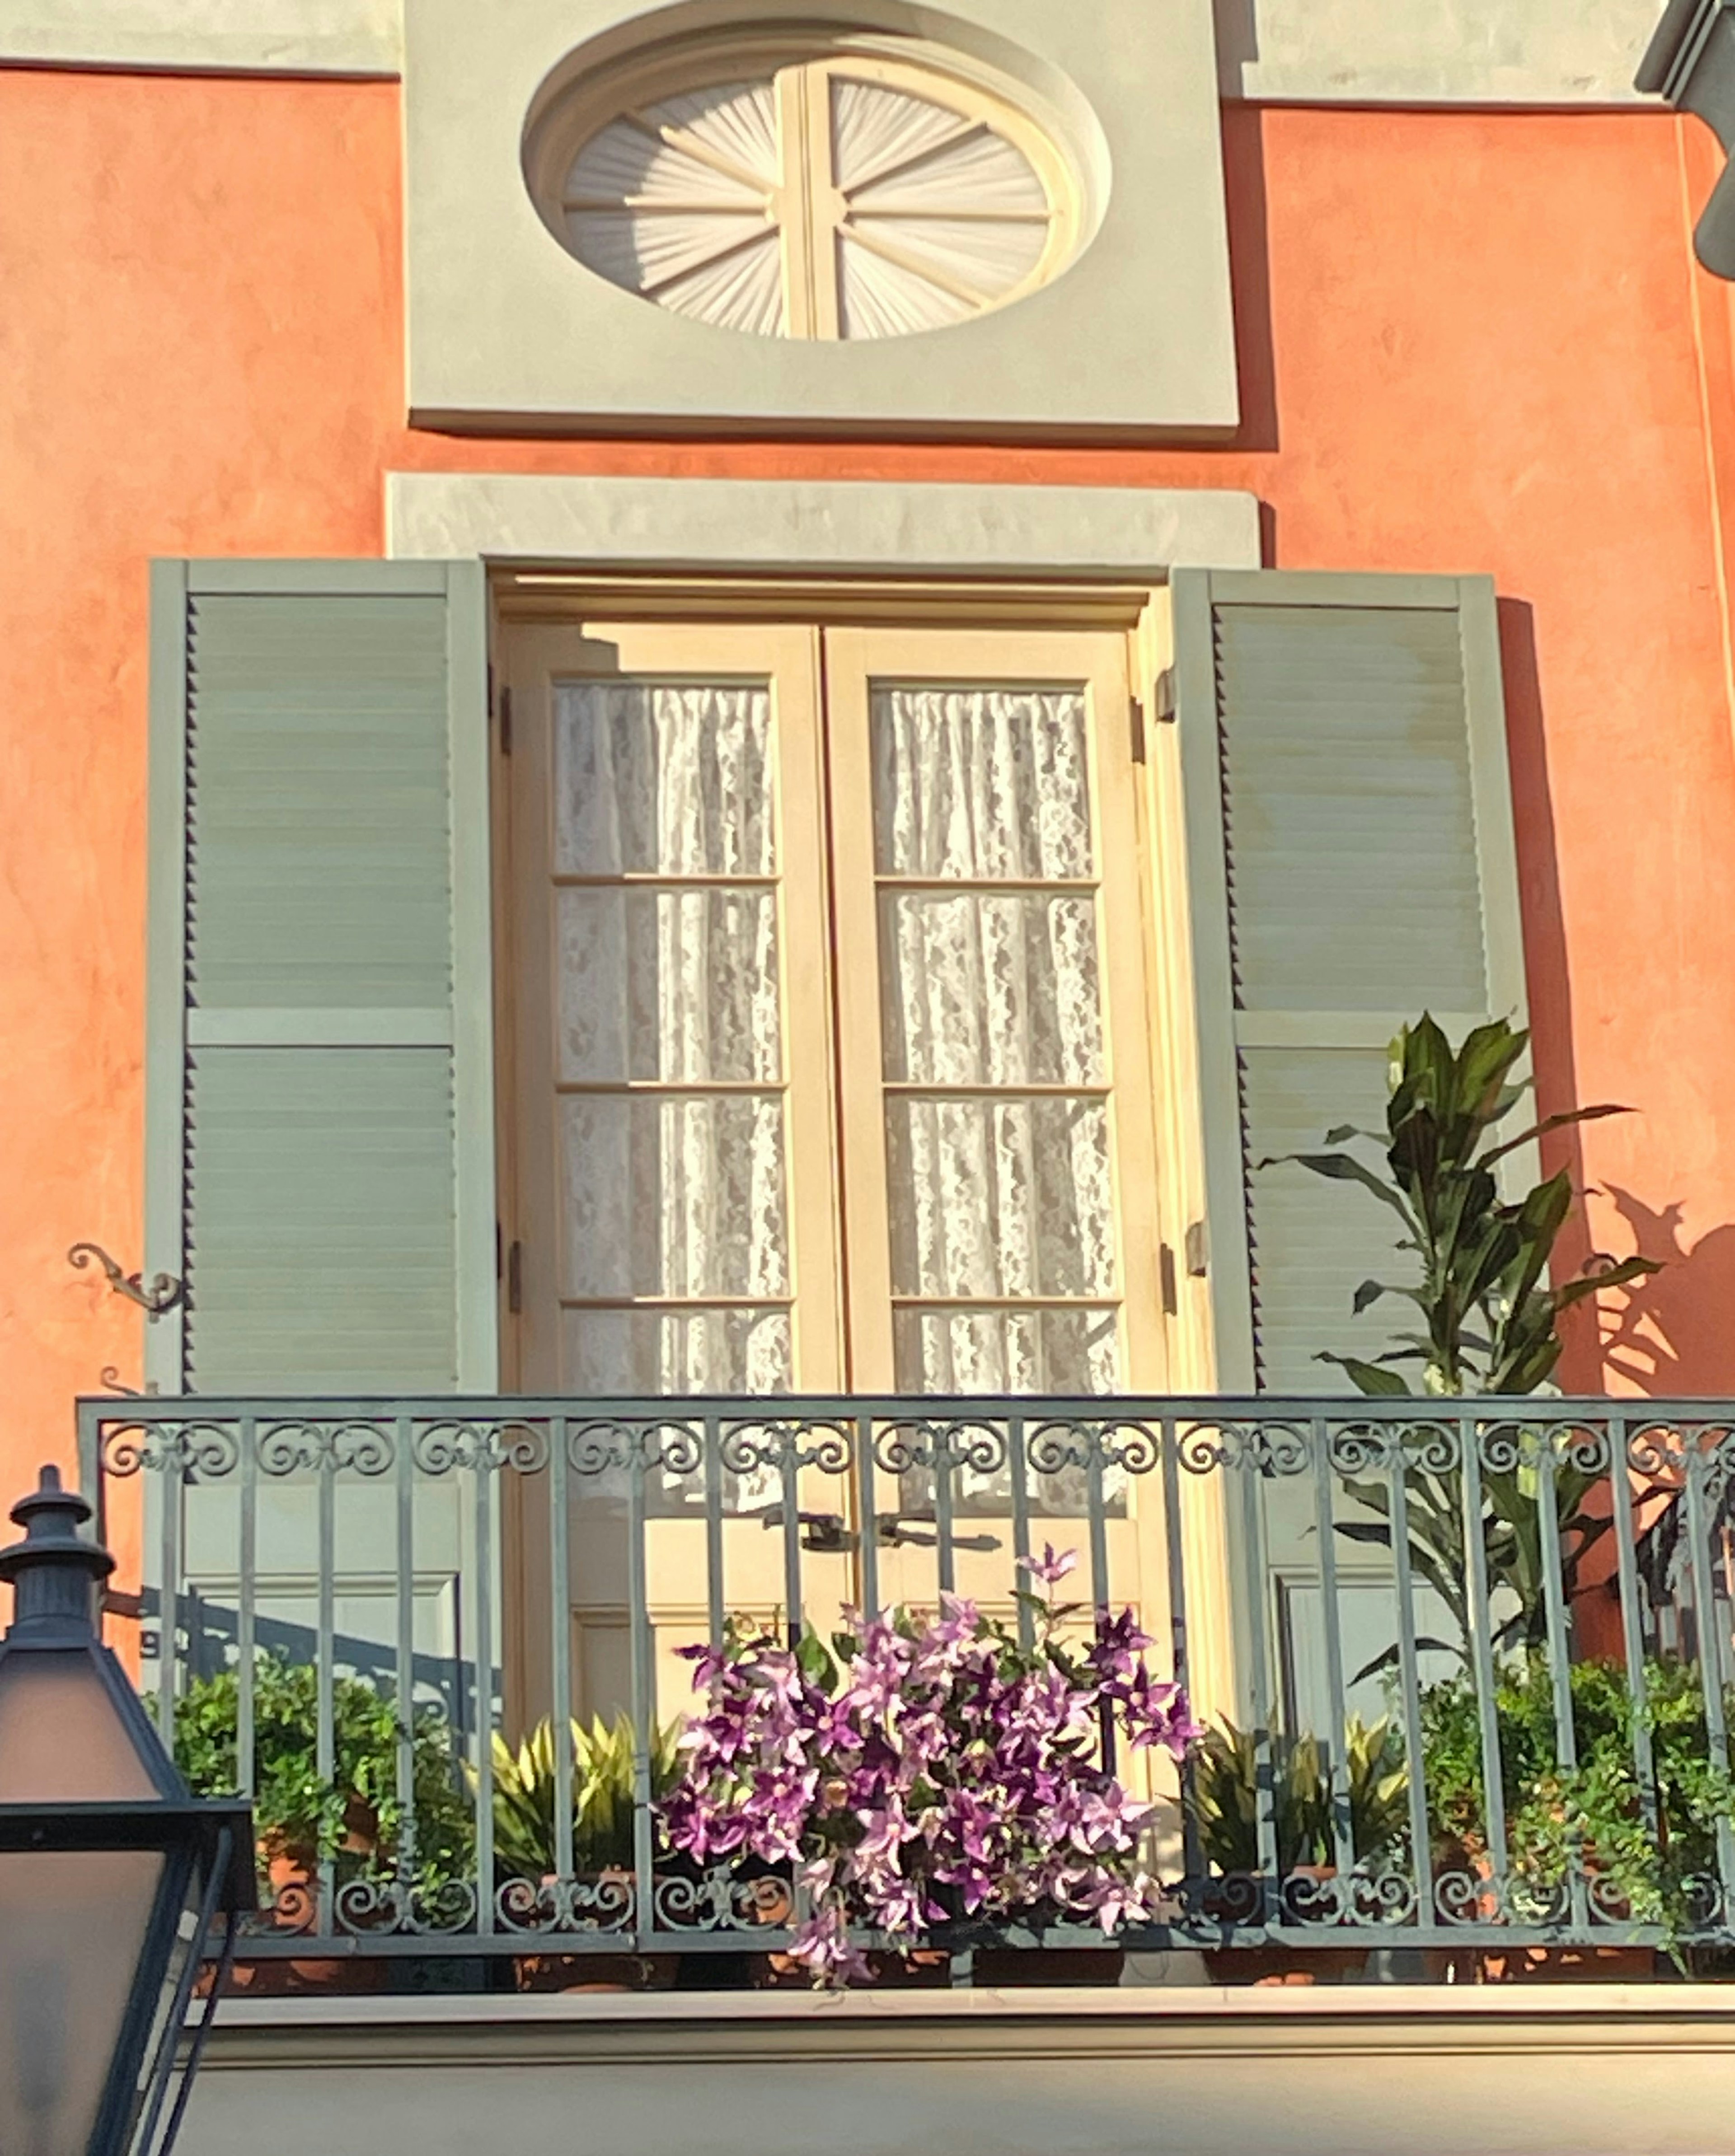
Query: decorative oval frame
522,13,1112,341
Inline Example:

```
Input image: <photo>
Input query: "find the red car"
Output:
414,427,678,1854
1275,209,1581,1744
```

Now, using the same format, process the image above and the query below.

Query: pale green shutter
145,560,496,1394
1172,570,1529,1395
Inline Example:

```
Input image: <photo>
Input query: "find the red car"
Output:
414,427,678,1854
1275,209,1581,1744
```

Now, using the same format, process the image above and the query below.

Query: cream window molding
403,0,1238,435
1219,0,1660,104
0,0,400,74
385,474,1262,577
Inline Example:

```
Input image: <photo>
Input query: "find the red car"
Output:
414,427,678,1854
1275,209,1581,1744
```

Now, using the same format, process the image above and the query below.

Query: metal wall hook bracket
68,1243,186,1320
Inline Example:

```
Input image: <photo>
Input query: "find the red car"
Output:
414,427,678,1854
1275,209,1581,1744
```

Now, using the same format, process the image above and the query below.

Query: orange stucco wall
4,70,1735,1567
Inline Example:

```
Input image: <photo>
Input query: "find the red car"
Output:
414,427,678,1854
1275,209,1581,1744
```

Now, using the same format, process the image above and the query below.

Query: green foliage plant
1418,1653,1731,1942
1193,1715,1409,1876
1273,1015,1660,1661
174,1652,474,1889
482,1712,684,1878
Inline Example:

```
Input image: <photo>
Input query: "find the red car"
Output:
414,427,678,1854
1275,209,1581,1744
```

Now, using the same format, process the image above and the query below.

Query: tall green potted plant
1272,1014,1658,1661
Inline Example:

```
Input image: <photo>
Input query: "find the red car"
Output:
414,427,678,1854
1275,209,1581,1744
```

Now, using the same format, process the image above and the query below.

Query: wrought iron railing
77,1394,1735,1969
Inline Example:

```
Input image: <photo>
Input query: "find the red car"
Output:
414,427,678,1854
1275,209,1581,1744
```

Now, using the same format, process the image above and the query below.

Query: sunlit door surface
504,617,1172,1721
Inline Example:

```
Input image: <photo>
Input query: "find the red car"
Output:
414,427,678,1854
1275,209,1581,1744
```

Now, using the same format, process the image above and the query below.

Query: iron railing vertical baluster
1158,1414,1201,1897
1683,1431,1735,1916
1532,1422,1586,1930
237,1416,257,1804
1087,1425,1114,1780
1608,1414,1657,1841
394,1414,417,1887
1311,1417,1355,1884
316,1429,337,1938
1010,1412,1034,1651
156,1440,181,1750
1087,1424,1111,1618
857,1411,880,1619
704,1411,724,1651
1460,1414,1510,1908
76,1403,102,1540
1240,1437,1281,1926
551,1416,574,1896
628,1426,656,1954
934,1422,957,1599
1386,1425,1431,1934
472,1429,497,1937
781,1424,803,1649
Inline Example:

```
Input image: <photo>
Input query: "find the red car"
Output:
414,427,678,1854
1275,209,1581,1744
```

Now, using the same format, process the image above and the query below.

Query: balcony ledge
200,1981,1735,2065
183,1985,1735,2156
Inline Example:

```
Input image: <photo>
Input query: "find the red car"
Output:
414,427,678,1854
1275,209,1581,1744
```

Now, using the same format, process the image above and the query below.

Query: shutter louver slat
1174,571,1528,1396
147,560,494,1397
187,595,454,1013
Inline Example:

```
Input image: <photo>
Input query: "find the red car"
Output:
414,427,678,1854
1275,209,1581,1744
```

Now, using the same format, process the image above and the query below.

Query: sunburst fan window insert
553,53,1079,341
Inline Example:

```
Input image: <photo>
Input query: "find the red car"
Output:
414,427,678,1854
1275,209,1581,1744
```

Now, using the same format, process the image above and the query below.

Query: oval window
525,36,1093,341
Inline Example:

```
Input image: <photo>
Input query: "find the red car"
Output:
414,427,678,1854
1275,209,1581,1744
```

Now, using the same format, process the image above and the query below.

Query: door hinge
1158,1242,1179,1317
1154,667,1177,723
1130,695,1147,765
497,684,514,756
506,1239,523,1315
1184,1219,1210,1278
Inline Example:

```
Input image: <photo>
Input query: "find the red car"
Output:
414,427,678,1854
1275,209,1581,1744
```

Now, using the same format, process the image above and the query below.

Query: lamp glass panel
0,1847,165,2156
0,1653,158,1801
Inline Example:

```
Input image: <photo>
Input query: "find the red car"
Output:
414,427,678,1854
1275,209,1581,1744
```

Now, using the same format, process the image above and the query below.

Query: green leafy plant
482,1713,684,1878
1281,1015,1654,1398
1419,1653,1732,1941
1273,1015,1660,1662
1193,1715,1409,1876
174,1653,474,1888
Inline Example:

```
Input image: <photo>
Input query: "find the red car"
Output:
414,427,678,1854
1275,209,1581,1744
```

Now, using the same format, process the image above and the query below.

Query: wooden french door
501,611,1173,1713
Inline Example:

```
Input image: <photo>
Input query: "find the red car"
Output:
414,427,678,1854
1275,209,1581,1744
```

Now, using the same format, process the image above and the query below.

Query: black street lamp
0,1468,253,2156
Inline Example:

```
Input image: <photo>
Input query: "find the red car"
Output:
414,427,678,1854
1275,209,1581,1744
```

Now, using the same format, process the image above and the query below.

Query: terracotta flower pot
244,1831,386,1996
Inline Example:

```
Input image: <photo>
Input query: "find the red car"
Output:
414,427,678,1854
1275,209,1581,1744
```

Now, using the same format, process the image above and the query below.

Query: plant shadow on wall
1585,1189,1735,1398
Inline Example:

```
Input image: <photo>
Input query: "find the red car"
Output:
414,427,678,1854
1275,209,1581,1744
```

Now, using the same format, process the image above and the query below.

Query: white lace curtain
550,674,1120,1403
873,685,1119,1397
554,680,791,1397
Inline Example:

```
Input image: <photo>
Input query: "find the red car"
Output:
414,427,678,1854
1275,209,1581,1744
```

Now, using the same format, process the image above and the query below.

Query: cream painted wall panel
0,0,1669,99
1218,0,1662,104
0,0,399,72
402,0,1240,435
384,473,1264,575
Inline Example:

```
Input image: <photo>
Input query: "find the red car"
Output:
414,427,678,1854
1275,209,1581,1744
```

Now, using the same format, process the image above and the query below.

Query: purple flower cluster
660,1546,1201,1985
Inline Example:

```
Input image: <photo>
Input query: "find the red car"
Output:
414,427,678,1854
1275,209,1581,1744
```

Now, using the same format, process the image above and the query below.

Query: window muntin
530,44,1083,341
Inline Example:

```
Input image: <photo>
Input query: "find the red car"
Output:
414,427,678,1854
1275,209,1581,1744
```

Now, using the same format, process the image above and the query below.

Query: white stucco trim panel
1219,0,1660,104
0,0,1665,99
403,0,1238,437
386,474,1263,577
0,0,400,73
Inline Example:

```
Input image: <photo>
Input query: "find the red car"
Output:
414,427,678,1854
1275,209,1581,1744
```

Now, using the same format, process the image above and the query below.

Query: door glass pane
879,890,1102,1085
553,679,791,1394
872,686,1094,879
557,887,780,1084
555,681,774,875
872,681,1119,1398
558,1094,789,1300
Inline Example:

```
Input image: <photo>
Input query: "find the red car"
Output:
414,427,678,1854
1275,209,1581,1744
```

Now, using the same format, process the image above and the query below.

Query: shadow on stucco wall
1494,600,1727,1397
1588,1189,1735,1397
1218,103,1280,456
